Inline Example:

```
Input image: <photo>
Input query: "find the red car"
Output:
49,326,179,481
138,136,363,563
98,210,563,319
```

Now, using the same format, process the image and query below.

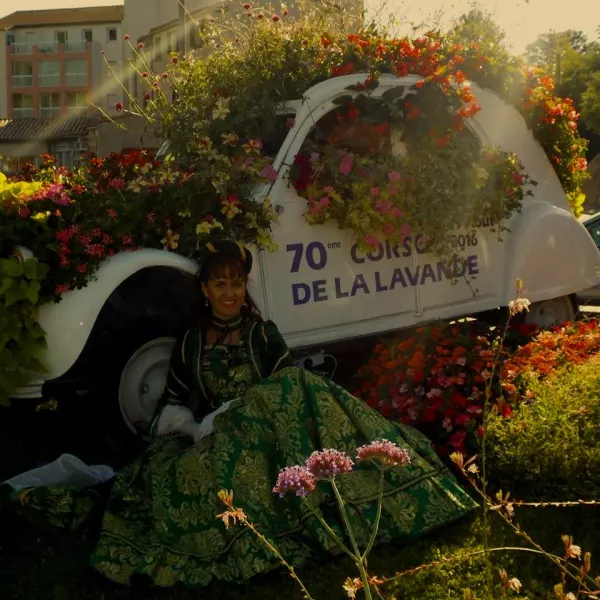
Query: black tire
89,318,181,463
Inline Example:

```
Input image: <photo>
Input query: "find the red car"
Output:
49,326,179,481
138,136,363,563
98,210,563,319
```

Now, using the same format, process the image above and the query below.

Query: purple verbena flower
305,449,354,479
273,466,316,498
356,440,411,468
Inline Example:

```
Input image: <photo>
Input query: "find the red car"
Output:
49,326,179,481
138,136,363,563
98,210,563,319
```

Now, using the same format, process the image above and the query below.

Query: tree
524,30,590,86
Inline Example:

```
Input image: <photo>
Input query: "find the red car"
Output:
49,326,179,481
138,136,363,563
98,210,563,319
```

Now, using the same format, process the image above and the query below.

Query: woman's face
202,266,247,320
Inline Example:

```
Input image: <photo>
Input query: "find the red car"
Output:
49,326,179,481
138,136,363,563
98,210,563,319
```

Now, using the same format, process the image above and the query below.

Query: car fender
501,200,600,305
37,249,199,380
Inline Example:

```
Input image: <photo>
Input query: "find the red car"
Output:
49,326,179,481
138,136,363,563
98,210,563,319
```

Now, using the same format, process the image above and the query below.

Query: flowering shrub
501,320,600,401
293,88,533,259
354,323,497,456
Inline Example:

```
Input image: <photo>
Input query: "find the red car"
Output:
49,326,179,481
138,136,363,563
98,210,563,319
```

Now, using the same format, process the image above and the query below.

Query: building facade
0,5,125,119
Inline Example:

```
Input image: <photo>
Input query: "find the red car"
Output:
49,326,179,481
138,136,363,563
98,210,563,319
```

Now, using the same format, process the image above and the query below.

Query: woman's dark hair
195,245,262,324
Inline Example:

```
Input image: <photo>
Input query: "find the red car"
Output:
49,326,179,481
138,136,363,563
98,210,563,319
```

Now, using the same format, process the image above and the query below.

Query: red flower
114,101,124,112
291,153,312,193
123,34,130,41
137,42,145,49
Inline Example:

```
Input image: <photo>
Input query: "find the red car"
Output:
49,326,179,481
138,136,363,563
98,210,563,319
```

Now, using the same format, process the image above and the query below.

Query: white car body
15,73,600,401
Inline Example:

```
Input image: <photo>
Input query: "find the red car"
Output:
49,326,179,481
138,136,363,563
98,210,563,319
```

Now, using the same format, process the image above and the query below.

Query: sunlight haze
0,0,599,53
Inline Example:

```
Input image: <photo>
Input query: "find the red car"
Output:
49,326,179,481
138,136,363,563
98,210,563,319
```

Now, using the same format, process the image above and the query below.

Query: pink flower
286,117,295,128
161,72,168,79
305,449,354,479
137,42,145,49
106,208,118,220
371,186,380,197
390,207,404,219
146,211,156,223
70,184,85,194
115,101,124,112
76,264,87,274
388,171,402,182
339,154,354,175
383,223,394,235
272,14,281,22
54,193,71,206
123,34,130,41
56,283,70,295
121,235,133,246
85,244,105,258
400,223,412,236
260,165,278,182
171,56,179,65
19,207,31,219
100,50,105,55
364,235,379,247
375,200,392,215
273,466,316,498
141,71,149,78
356,440,411,467
109,178,125,190
310,152,321,164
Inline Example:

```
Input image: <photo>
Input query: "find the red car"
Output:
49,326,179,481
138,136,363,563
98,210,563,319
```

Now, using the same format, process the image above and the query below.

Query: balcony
38,42,60,54
65,41,87,53
38,74,61,87
12,75,33,88
10,43,34,55
13,108,34,118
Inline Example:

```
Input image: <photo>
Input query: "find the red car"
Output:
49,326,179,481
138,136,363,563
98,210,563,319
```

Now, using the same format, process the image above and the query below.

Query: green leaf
332,95,354,106
4,287,22,307
0,259,23,278
382,86,407,103
0,277,15,296
22,258,39,281
26,280,41,305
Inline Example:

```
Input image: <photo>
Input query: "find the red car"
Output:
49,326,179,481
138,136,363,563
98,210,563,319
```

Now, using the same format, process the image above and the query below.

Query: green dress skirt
8,321,476,588
88,365,476,587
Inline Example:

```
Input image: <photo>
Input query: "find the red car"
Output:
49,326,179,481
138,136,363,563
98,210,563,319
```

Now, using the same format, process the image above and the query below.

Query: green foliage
486,356,600,501
0,257,48,406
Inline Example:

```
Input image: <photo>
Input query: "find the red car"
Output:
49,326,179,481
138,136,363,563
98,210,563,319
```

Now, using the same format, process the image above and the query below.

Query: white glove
190,399,239,443
154,404,195,437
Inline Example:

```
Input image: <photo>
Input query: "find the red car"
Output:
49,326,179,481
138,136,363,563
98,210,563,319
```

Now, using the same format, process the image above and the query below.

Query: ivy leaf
22,258,40,281
0,259,23,278
332,95,354,106
26,281,41,305
4,287,22,307
382,87,407,103
0,277,14,296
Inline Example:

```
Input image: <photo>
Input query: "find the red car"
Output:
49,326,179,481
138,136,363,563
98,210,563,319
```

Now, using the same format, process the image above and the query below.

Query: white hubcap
118,337,176,435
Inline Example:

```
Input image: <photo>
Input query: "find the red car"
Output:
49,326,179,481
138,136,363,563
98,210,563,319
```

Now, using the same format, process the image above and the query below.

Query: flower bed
355,320,600,456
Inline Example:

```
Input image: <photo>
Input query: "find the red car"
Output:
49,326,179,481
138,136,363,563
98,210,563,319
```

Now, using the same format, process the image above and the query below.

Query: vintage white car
13,73,600,436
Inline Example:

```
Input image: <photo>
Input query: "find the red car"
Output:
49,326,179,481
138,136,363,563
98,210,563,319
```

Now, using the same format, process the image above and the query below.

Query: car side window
587,219,600,248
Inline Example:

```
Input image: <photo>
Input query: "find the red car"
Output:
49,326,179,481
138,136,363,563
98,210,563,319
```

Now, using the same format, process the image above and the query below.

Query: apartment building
0,5,125,119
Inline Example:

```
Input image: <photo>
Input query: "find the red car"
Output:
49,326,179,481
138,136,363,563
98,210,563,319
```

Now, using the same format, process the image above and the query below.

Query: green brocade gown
15,320,477,588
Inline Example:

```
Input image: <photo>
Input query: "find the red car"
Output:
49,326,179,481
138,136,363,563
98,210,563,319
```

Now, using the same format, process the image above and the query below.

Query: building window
107,28,117,42
65,59,87,86
54,31,68,45
154,35,162,60
38,60,60,86
12,62,33,87
83,30,93,43
40,92,61,118
13,93,34,118
67,91,88,115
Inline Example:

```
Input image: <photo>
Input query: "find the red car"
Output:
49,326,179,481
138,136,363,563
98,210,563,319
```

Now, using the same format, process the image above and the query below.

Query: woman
10,240,477,589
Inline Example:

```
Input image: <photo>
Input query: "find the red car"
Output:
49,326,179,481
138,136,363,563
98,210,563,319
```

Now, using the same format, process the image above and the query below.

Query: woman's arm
260,320,293,377
150,331,197,438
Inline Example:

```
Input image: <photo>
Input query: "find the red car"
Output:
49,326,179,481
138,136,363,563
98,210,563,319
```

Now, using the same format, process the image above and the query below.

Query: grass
2,357,600,599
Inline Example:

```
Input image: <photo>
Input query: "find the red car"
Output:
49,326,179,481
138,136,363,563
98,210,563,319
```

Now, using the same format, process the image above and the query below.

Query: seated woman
9,240,477,589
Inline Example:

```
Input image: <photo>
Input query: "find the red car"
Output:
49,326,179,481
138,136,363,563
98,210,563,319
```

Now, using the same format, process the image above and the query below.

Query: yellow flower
160,229,180,250
221,200,241,220
33,211,51,223
212,97,231,121
256,228,278,252
196,220,223,236
178,210,191,218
